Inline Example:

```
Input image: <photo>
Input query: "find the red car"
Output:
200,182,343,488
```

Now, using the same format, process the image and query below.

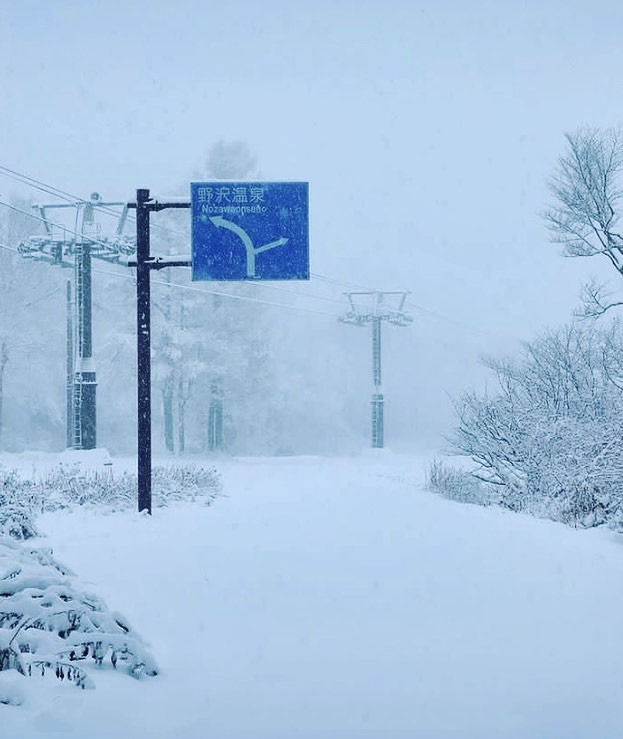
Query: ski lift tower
18,193,135,449
340,291,412,448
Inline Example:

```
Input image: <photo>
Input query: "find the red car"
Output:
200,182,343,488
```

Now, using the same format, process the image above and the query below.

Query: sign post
128,190,190,514
128,181,309,514
135,189,153,514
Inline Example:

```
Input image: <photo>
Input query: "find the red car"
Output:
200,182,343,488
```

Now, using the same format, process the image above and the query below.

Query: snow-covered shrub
34,463,222,512
0,462,221,518
0,537,157,689
427,459,497,506
0,460,221,693
152,464,222,506
0,469,38,540
41,467,135,510
443,323,623,528
0,505,38,541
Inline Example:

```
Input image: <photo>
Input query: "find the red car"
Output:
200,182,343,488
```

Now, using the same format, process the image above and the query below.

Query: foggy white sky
2,0,623,343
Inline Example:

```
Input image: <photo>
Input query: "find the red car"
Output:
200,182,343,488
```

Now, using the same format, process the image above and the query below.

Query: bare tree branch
545,127,623,267
575,280,623,319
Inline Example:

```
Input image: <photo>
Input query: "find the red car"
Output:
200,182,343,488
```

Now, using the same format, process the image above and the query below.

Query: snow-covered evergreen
0,461,221,691
0,537,157,690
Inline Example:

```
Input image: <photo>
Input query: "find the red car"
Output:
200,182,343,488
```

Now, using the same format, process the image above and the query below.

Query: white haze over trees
7,1,623,455
0,209,64,449
0,141,370,456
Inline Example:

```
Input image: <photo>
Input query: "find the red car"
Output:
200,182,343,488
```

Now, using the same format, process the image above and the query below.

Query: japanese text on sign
195,185,268,216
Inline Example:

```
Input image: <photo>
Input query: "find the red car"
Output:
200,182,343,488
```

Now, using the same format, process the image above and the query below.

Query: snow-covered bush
41,464,222,510
0,504,38,541
151,464,222,506
440,323,623,528
0,469,38,540
0,537,157,689
40,467,135,510
0,461,220,695
0,460,221,693
427,459,497,506
0,463,221,518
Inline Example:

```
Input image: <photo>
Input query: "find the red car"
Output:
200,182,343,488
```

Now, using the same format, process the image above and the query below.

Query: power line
0,167,522,341
312,273,379,291
315,270,521,342
0,198,113,249
0,165,383,297
0,163,79,203
0,199,338,317
0,165,386,305
0,197,348,314
1,194,518,337
90,263,338,318
0,181,356,305
0,164,188,239
404,299,522,343
314,273,520,341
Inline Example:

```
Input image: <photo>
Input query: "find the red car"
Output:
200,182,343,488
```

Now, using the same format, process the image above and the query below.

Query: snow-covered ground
3,451,623,738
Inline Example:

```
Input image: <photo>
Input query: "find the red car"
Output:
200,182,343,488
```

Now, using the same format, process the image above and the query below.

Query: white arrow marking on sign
210,216,289,278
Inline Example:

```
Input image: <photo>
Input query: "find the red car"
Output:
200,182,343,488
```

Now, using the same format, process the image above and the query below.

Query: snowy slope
3,452,623,738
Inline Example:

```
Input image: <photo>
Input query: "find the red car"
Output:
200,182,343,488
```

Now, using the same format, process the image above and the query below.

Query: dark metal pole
128,191,189,513
136,189,152,514
371,316,384,448
80,243,97,449
372,316,382,389
72,246,82,448
66,280,73,449
73,238,97,450
82,244,93,358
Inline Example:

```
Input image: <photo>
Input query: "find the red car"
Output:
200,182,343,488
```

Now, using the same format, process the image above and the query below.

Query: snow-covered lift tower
18,194,135,450
340,291,412,448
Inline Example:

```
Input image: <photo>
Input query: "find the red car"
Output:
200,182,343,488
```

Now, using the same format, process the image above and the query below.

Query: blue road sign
191,181,309,281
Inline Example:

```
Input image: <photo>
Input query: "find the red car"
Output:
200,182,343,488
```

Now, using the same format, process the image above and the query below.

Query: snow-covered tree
204,140,258,181
440,322,623,526
546,127,623,317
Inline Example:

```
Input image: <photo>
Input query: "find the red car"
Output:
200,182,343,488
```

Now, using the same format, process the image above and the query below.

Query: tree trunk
177,377,186,454
162,381,174,453
0,339,9,448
